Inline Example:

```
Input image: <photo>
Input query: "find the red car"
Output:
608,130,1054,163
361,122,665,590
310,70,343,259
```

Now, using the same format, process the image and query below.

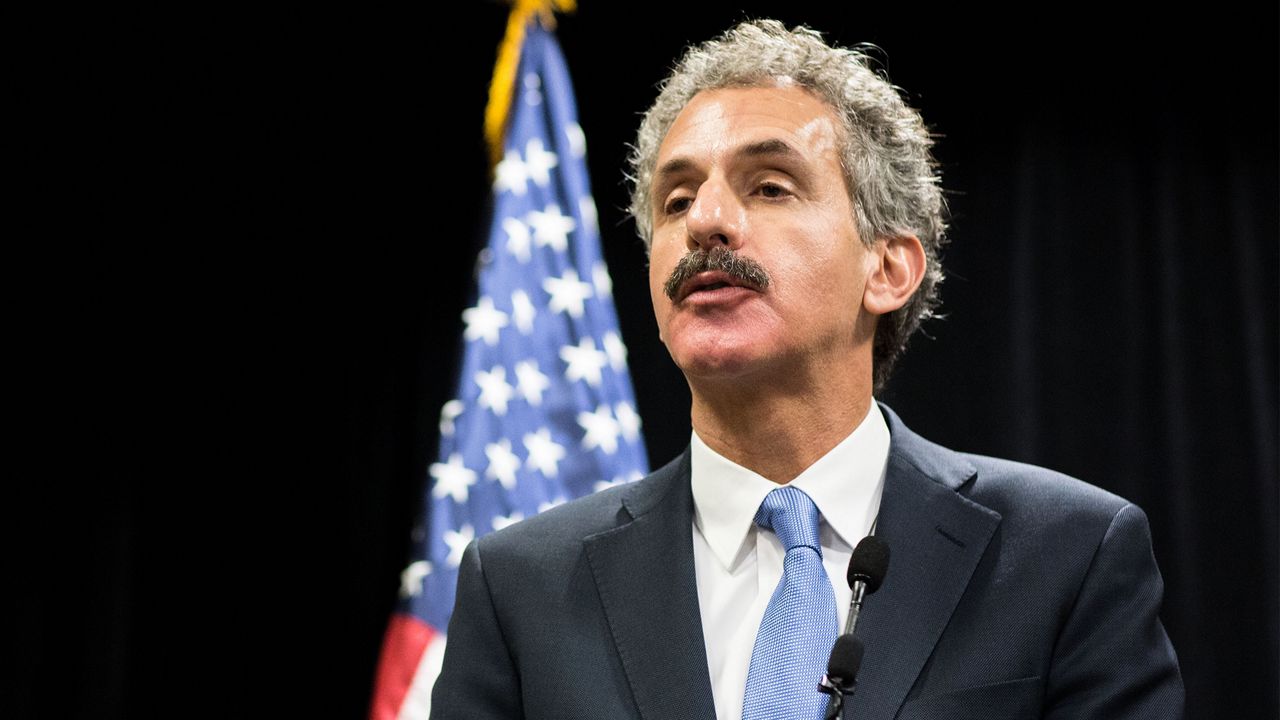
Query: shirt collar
690,402,891,571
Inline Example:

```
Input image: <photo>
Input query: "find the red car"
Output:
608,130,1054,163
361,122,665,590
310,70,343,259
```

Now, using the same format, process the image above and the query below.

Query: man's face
648,83,875,382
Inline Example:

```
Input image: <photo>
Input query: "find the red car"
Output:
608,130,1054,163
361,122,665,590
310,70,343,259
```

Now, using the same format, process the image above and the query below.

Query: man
431,19,1182,719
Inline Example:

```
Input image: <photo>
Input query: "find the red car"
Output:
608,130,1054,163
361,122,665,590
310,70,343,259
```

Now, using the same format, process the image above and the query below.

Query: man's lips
674,270,761,303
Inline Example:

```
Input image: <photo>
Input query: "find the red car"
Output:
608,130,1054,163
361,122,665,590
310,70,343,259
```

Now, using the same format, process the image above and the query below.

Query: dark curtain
28,4,1275,719
883,87,1279,720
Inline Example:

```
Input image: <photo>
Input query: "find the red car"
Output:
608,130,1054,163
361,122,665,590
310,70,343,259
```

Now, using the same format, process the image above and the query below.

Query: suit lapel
584,451,717,720
844,407,1002,719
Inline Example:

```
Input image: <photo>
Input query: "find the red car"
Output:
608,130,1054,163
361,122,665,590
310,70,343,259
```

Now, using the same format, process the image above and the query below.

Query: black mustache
663,246,771,300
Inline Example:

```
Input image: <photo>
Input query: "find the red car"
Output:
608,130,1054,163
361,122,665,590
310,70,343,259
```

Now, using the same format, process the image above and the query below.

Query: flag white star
462,296,509,346
475,366,515,416
484,438,521,490
561,337,609,387
494,147,529,196
438,399,464,437
504,217,533,263
524,427,567,478
544,269,594,318
528,204,576,252
511,290,536,334
399,560,432,598
430,453,477,503
523,137,559,188
538,497,566,513
515,360,551,406
578,404,622,455
615,400,642,441
565,122,587,158
602,331,627,371
592,260,612,297
443,524,475,568
492,512,524,531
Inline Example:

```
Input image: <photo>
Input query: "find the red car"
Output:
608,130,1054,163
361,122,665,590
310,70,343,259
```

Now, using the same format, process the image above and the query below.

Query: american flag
368,18,649,720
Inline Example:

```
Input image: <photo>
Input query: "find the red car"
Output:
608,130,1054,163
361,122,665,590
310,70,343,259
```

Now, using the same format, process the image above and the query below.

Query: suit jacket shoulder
869,404,1183,719
962,450,1129,521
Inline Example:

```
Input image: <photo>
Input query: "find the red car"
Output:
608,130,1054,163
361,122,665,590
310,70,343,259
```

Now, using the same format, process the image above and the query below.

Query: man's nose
685,178,744,252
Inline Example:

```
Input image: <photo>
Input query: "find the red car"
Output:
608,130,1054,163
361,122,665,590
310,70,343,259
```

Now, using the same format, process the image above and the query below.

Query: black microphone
819,537,890,719
827,633,863,687
843,536,890,637
819,634,864,719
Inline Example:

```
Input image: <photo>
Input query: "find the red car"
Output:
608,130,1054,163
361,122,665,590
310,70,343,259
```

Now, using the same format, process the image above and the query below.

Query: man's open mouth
677,271,758,302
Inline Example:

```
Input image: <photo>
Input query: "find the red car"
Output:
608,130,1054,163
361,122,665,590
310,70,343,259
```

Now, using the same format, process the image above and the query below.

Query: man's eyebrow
653,138,807,190
735,138,807,164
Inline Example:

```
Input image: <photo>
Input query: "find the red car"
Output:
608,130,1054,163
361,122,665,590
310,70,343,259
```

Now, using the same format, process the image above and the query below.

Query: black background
21,3,1277,718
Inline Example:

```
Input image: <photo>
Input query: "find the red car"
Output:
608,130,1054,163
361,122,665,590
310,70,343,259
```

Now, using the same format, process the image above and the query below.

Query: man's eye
759,182,789,198
665,197,692,214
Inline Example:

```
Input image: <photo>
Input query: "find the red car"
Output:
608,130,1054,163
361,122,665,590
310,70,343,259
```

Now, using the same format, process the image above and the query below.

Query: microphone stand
844,580,866,639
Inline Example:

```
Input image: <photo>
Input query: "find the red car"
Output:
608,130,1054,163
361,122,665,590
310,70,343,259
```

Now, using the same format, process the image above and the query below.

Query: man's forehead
652,85,845,188
663,84,837,140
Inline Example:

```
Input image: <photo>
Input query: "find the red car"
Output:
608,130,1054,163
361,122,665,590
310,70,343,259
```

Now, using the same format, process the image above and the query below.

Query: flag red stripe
369,614,437,720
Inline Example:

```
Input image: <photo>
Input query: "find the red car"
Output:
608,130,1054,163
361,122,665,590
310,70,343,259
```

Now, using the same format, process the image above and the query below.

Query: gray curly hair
625,19,947,392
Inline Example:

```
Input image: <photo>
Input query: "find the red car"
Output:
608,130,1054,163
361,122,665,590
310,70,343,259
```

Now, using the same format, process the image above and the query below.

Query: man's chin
669,345,779,383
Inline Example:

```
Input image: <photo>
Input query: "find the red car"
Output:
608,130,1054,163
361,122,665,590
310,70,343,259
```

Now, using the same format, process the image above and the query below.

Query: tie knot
754,486,821,553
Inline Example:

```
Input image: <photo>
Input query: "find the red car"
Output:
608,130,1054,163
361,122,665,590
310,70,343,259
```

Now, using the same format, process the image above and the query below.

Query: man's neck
687,363,872,484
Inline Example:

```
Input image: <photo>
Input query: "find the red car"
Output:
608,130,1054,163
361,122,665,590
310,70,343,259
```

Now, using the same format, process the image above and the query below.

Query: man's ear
863,234,926,316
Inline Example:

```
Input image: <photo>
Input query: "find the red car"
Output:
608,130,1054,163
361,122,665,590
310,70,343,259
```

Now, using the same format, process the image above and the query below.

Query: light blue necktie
742,486,839,720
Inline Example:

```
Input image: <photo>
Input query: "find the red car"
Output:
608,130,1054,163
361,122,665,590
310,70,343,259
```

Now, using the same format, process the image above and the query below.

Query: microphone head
846,536,890,593
826,634,864,685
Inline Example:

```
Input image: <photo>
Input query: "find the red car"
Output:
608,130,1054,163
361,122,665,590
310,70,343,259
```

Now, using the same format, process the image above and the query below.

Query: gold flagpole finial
484,0,578,172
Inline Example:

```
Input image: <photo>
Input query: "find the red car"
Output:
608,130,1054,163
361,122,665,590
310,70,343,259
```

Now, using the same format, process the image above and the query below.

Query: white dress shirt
690,402,890,720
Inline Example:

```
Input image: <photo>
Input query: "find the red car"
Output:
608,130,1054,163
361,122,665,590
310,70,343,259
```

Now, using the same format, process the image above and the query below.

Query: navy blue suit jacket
431,405,1183,719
